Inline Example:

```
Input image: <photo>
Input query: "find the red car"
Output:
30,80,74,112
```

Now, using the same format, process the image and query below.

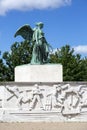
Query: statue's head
36,22,44,28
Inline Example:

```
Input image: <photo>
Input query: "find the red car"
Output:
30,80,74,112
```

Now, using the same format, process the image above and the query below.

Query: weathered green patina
14,22,52,64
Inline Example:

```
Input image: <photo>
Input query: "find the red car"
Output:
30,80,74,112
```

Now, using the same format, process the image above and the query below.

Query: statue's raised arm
14,22,52,64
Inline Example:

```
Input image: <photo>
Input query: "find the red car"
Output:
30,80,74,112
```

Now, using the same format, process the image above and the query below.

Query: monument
14,22,63,82
0,22,87,126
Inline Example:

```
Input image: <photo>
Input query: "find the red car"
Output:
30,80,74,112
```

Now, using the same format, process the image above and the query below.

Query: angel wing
14,24,33,41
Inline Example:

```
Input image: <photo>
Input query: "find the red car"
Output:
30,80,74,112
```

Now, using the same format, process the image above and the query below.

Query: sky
0,0,87,57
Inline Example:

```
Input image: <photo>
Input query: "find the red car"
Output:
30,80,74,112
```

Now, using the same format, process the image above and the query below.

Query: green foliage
50,45,87,81
3,40,32,81
0,51,7,81
80,57,87,81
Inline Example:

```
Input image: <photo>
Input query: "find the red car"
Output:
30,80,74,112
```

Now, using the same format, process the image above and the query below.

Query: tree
80,57,87,81
50,45,86,81
3,40,32,81
0,51,8,81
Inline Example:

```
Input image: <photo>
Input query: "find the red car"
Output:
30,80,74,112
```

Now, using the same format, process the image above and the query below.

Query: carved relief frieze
0,83,87,121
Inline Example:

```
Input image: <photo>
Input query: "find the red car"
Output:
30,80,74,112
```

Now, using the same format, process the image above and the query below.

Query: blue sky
0,0,87,57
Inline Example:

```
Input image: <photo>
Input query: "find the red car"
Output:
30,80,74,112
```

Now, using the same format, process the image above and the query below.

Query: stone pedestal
15,64,63,82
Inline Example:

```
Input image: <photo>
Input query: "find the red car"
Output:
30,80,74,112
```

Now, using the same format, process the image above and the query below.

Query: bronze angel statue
14,22,52,64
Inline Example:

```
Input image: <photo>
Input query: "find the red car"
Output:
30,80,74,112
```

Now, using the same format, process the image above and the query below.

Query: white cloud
74,45,87,54
0,0,71,15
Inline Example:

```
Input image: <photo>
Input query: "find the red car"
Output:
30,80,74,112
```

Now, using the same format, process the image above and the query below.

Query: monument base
0,82,87,122
15,64,63,82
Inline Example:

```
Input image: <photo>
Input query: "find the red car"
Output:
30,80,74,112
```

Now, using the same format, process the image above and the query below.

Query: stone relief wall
0,82,87,122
